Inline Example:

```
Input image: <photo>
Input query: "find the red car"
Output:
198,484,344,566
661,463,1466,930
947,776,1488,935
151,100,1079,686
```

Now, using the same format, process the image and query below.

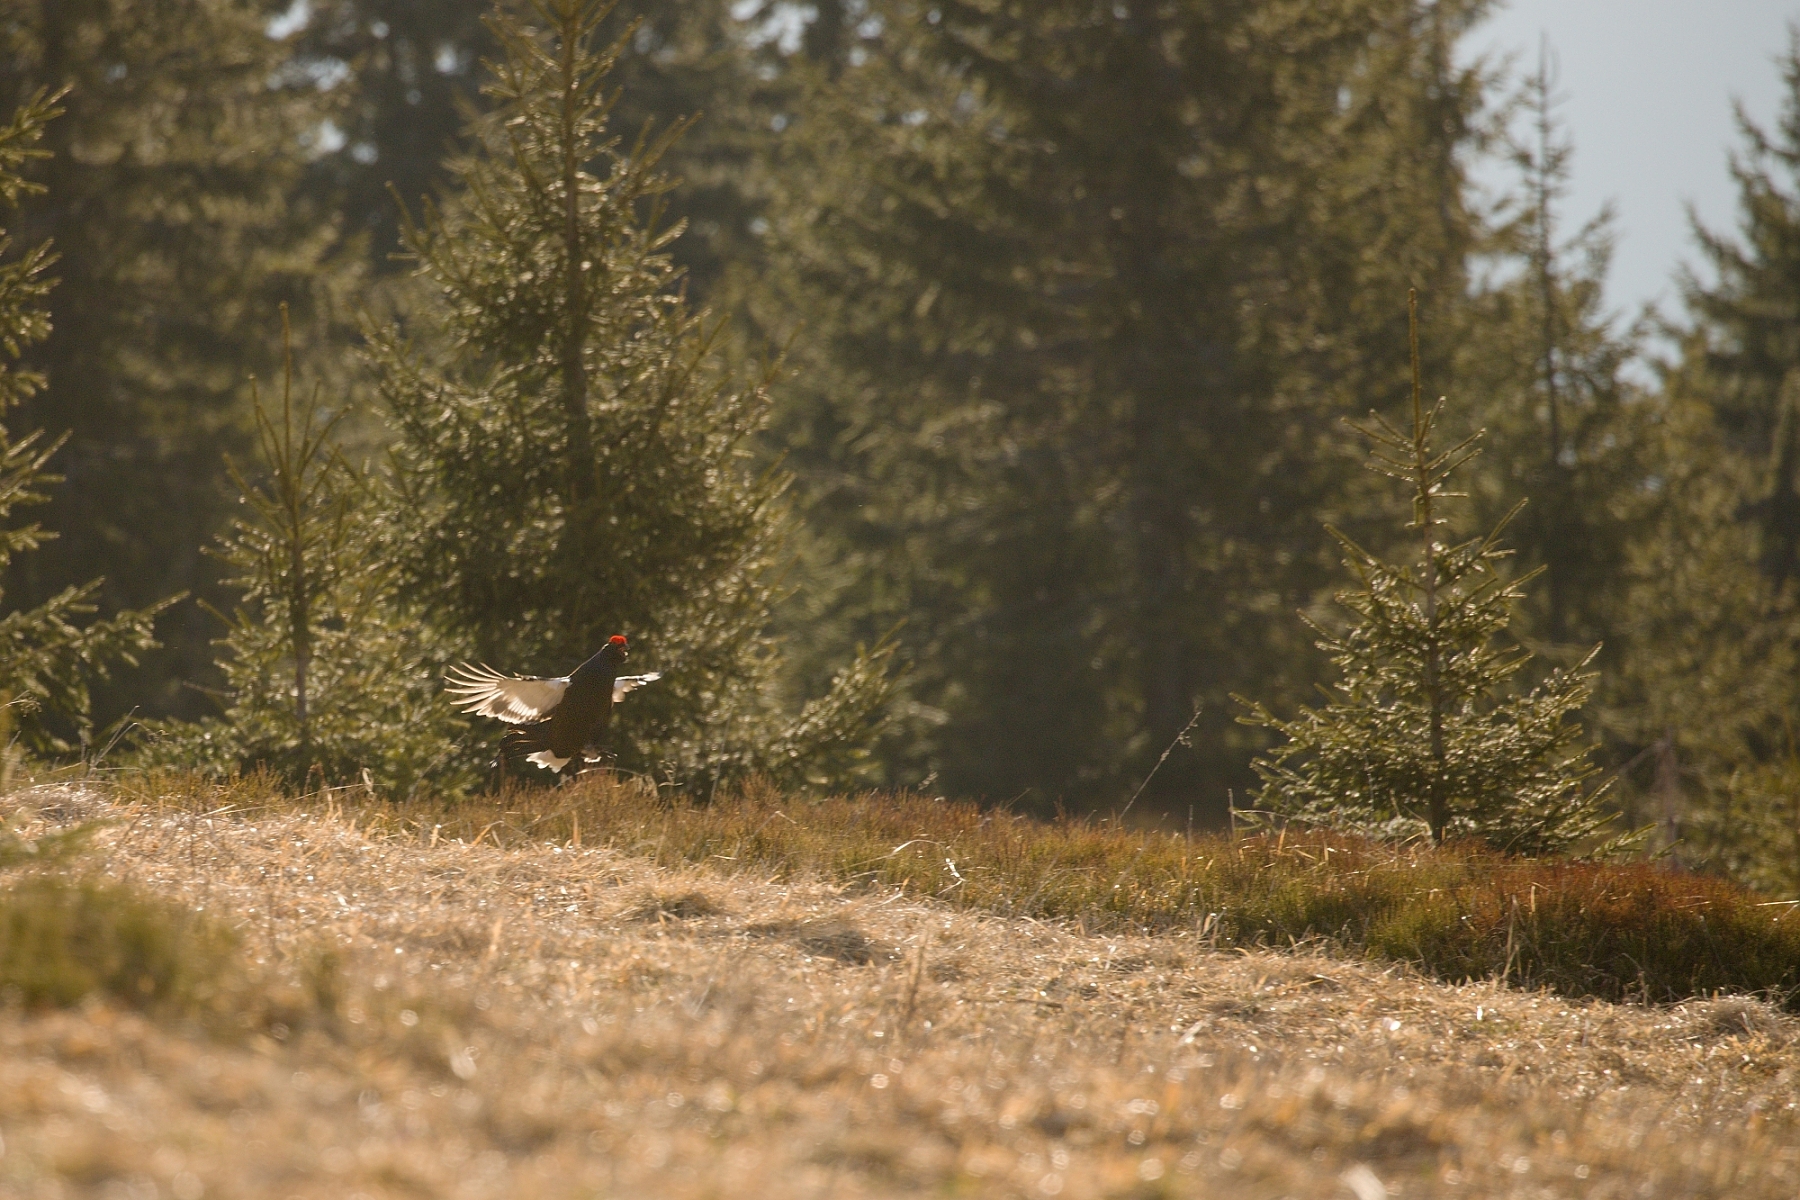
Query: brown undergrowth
1,778,1799,1197
118,770,1800,1007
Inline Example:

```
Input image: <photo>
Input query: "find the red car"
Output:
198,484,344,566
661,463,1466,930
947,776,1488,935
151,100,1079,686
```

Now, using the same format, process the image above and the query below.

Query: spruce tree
140,309,468,797
1237,294,1611,854
291,0,768,304
370,0,889,786
0,0,359,720
285,0,496,272
1454,48,1650,653
1625,30,1800,890
1616,439,1800,881
0,92,169,754
1686,30,1800,592
749,0,1488,807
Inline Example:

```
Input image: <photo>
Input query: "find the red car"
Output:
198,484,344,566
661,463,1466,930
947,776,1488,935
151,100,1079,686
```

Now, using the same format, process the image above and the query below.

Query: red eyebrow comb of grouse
608,635,628,646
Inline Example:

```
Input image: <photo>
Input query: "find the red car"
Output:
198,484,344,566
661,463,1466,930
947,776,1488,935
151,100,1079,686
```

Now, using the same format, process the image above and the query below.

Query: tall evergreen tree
1451,47,1654,659
291,0,768,302
752,0,1490,808
1624,27,1800,892
287,0,495,269
0,92,170,754
371,0,889,786
1687,28,1800,594
1602,385,1794,876
0,0,359,719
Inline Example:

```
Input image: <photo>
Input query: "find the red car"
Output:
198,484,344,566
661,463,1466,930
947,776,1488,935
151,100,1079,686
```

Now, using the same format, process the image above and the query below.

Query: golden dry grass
143,771,1798,1006
2,779,1799,1198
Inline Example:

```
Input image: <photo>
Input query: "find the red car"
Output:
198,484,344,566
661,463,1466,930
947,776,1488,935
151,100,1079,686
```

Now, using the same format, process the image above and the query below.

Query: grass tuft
746,918,894,965
0,875,240,1014
621,890,728,922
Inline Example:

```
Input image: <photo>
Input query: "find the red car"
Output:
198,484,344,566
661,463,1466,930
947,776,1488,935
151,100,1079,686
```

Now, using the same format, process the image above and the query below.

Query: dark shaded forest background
6,0,1800,893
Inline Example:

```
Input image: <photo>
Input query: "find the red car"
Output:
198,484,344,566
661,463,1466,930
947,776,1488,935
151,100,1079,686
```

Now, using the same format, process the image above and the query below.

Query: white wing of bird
445,664,570,723
613,672,662,702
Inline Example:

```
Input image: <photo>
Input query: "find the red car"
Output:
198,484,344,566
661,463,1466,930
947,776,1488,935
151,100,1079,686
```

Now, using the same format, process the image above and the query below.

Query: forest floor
2,782,1799,1199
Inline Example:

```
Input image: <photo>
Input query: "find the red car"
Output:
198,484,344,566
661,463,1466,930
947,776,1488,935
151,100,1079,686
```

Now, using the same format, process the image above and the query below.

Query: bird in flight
445,635,661,779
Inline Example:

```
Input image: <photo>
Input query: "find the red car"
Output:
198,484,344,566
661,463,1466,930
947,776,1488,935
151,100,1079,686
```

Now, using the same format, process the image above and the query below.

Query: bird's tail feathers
498,726,588,774
500,726,553,769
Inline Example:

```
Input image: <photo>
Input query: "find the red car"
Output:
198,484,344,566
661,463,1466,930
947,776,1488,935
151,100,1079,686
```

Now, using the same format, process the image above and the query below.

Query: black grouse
445,635,661,779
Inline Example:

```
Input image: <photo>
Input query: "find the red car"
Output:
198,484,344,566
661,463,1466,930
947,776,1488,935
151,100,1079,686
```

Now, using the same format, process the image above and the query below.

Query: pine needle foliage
141,308,469,797
746,0,1490,806
369,0,890,787
1645,36,1800,892
222,309,357,769
1,0,363,724
1453,50,1651,656
0,805,98,873
0,92,170,754
0,874,241,1015
1238,294,1611,854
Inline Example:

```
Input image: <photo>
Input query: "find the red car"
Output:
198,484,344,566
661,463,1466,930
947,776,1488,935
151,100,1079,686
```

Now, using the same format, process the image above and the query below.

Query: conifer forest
7,0,1800,897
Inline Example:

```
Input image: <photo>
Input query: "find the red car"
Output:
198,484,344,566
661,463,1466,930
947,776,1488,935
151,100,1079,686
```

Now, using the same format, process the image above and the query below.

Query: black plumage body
502,642,627,773
445,636,661,781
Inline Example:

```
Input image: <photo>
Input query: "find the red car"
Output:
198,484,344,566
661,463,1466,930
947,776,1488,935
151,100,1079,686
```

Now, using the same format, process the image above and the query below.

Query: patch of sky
303,119,347,157
267,0,309,40
733,2,816,55
271,54,351,92
435,43,469,75
1460,0,1792,333
308,57,352,91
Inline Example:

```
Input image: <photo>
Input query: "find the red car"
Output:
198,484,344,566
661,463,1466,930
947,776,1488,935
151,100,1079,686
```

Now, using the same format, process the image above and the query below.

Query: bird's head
603,633,629,664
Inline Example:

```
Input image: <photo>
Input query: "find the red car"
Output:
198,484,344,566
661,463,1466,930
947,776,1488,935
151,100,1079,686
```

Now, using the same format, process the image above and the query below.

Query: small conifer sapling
141,306,468,796
1237,292,1613,854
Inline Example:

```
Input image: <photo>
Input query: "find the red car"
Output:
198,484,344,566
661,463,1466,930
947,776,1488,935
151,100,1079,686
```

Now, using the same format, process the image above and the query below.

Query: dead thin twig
1119,704,1203,821
899,932,931,1037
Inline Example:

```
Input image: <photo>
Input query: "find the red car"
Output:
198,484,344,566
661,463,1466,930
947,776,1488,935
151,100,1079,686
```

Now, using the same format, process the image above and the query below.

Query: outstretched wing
613,672,663,703
445,663,570,723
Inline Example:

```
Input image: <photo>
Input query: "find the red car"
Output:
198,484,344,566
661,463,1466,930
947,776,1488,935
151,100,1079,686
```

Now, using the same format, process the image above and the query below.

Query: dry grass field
2,777,1800,1199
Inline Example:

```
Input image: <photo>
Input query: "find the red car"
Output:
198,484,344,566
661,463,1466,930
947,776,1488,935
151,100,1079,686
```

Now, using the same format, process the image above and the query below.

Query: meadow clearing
1,775,1798,1198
